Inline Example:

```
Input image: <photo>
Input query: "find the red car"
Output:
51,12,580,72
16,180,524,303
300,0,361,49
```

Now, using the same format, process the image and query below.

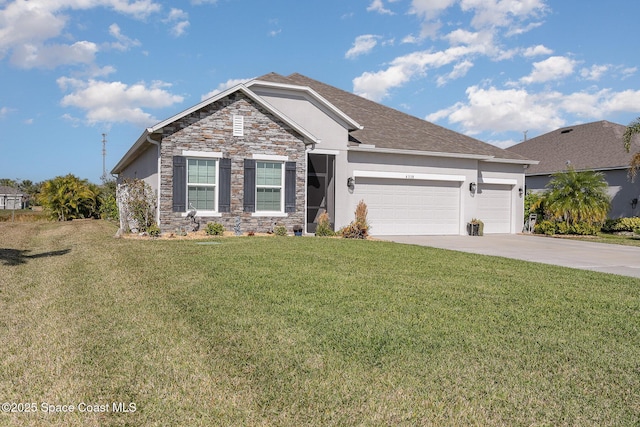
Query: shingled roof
508,120,640,175
256,72,530,162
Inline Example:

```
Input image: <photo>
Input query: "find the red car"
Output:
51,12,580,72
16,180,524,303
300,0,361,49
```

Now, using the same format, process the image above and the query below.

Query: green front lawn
1,221,638,426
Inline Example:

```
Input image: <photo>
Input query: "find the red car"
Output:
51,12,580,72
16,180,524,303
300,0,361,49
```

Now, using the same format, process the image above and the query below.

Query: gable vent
233,115,244,137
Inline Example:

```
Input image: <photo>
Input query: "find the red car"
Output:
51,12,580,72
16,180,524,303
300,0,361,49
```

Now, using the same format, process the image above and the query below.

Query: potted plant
293,224,303,236
468,218,484,236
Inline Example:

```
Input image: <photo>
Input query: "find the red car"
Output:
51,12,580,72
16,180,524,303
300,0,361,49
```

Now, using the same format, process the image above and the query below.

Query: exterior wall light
347,177,355,189
631,198,638,209
469,182,476,194
519,187,524,197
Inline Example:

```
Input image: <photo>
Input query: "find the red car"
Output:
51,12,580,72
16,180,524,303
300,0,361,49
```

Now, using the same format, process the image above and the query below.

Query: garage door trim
353,169,465,182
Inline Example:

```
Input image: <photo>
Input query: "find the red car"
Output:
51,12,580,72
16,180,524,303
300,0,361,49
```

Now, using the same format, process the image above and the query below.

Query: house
111,72,535,235
0,185,25,210
508,120,640,218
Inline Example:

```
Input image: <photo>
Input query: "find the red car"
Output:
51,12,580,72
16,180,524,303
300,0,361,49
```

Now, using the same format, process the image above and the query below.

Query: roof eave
348,145,494,160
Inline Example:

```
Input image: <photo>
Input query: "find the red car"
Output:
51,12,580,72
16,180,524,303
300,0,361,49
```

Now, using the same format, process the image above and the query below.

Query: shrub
205,222,225,236
274,225,288,236
315,212,335,237
147,223,161,237
535,220,557,235
341,200,369,239
602,217,640,233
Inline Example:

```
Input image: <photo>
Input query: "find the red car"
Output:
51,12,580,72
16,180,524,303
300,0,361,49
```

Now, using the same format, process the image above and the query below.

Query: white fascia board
479,177,518,185
309,148,340,156
482,157,539,165
248,79,363,131
348,146,493,161
353,170,465,182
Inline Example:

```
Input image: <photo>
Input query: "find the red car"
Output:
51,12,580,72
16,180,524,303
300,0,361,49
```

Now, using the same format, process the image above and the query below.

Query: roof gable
508,120,639,175
257,73,530,162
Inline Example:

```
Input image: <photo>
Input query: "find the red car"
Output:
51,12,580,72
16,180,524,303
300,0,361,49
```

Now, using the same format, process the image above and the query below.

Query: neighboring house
111,72,535,235
0,186,25,210
508,120,640,219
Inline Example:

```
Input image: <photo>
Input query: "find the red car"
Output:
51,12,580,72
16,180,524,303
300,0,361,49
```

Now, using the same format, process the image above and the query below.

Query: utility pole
101,133,107,182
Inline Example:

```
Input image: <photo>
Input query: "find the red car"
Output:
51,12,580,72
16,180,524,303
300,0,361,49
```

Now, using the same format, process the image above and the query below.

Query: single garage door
354,178,461,235
477,184,512,233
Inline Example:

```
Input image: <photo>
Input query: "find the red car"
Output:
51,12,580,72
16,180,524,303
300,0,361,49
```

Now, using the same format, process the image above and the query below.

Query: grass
0,220,639,426
0,209,49,222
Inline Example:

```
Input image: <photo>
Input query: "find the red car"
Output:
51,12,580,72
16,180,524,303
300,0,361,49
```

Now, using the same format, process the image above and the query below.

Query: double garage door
354,178,461,235
353,178,513,235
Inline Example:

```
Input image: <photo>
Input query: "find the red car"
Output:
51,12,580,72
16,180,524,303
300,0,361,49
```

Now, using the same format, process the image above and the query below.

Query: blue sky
2,0,640,183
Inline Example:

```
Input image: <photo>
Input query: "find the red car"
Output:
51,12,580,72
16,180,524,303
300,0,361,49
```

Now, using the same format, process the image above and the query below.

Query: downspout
146,134,161,226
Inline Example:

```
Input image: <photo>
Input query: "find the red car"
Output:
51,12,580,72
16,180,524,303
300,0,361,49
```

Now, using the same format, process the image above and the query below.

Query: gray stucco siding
158,92,307,233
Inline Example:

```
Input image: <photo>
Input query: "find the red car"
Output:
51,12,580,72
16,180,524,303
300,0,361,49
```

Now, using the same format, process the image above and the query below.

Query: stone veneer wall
158,92,307,234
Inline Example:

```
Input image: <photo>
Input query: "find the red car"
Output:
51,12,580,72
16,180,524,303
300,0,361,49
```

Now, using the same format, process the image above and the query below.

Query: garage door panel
478,184,511,234
355,178,461,235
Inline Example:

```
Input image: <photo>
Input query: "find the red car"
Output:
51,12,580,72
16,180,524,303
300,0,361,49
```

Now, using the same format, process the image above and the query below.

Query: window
256,161,283,211
187,158,216,211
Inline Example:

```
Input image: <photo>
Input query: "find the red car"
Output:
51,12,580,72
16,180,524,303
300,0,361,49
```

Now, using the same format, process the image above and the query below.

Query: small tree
38,174,99,221
544,167,610,227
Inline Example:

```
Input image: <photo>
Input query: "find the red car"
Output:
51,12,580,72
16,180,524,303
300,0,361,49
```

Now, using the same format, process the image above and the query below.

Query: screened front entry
307,154,335,233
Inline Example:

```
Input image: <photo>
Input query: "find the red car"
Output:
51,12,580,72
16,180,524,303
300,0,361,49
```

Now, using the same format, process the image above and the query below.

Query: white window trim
254,160,285,215
182,150,223,158
253,153,289,161
185,156,220,215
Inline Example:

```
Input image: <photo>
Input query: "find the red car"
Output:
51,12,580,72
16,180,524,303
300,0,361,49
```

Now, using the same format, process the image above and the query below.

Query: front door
307,154,335,233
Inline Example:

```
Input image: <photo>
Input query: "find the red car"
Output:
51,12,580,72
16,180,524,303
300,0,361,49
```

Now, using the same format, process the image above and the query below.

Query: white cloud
367,0,395,15
345,35,380,59
522,44,553,57
57,77,184,127
520,56,577,84
107,23,141,51
427,84,640,136
200,77,254,100
353,44,482,101
436,59,474,86
580,64,609,81
163,8,190,37
0,0,161,68
11,40,98,69
0,106,12,118
460,0,548,30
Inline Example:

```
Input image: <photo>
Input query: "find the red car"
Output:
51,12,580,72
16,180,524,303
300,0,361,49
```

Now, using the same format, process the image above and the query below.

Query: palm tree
623,117,640,180
544,167,610,226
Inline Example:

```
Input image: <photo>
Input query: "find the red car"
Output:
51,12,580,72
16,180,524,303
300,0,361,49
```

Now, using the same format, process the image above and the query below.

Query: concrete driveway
382,234,640,279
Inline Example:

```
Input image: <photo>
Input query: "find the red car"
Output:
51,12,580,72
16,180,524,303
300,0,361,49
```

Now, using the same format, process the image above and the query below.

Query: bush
341,200,369,239
205,222,225,236
315,212,335,237
147,223,161,237
535,220,601,236
535,220,557,235
602,217,640,233
274,225,288,236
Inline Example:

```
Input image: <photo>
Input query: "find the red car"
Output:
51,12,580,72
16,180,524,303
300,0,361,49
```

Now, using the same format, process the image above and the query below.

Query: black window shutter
218,158,231,212
172,156,186,212
284,161,296,213
243,159,256,212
